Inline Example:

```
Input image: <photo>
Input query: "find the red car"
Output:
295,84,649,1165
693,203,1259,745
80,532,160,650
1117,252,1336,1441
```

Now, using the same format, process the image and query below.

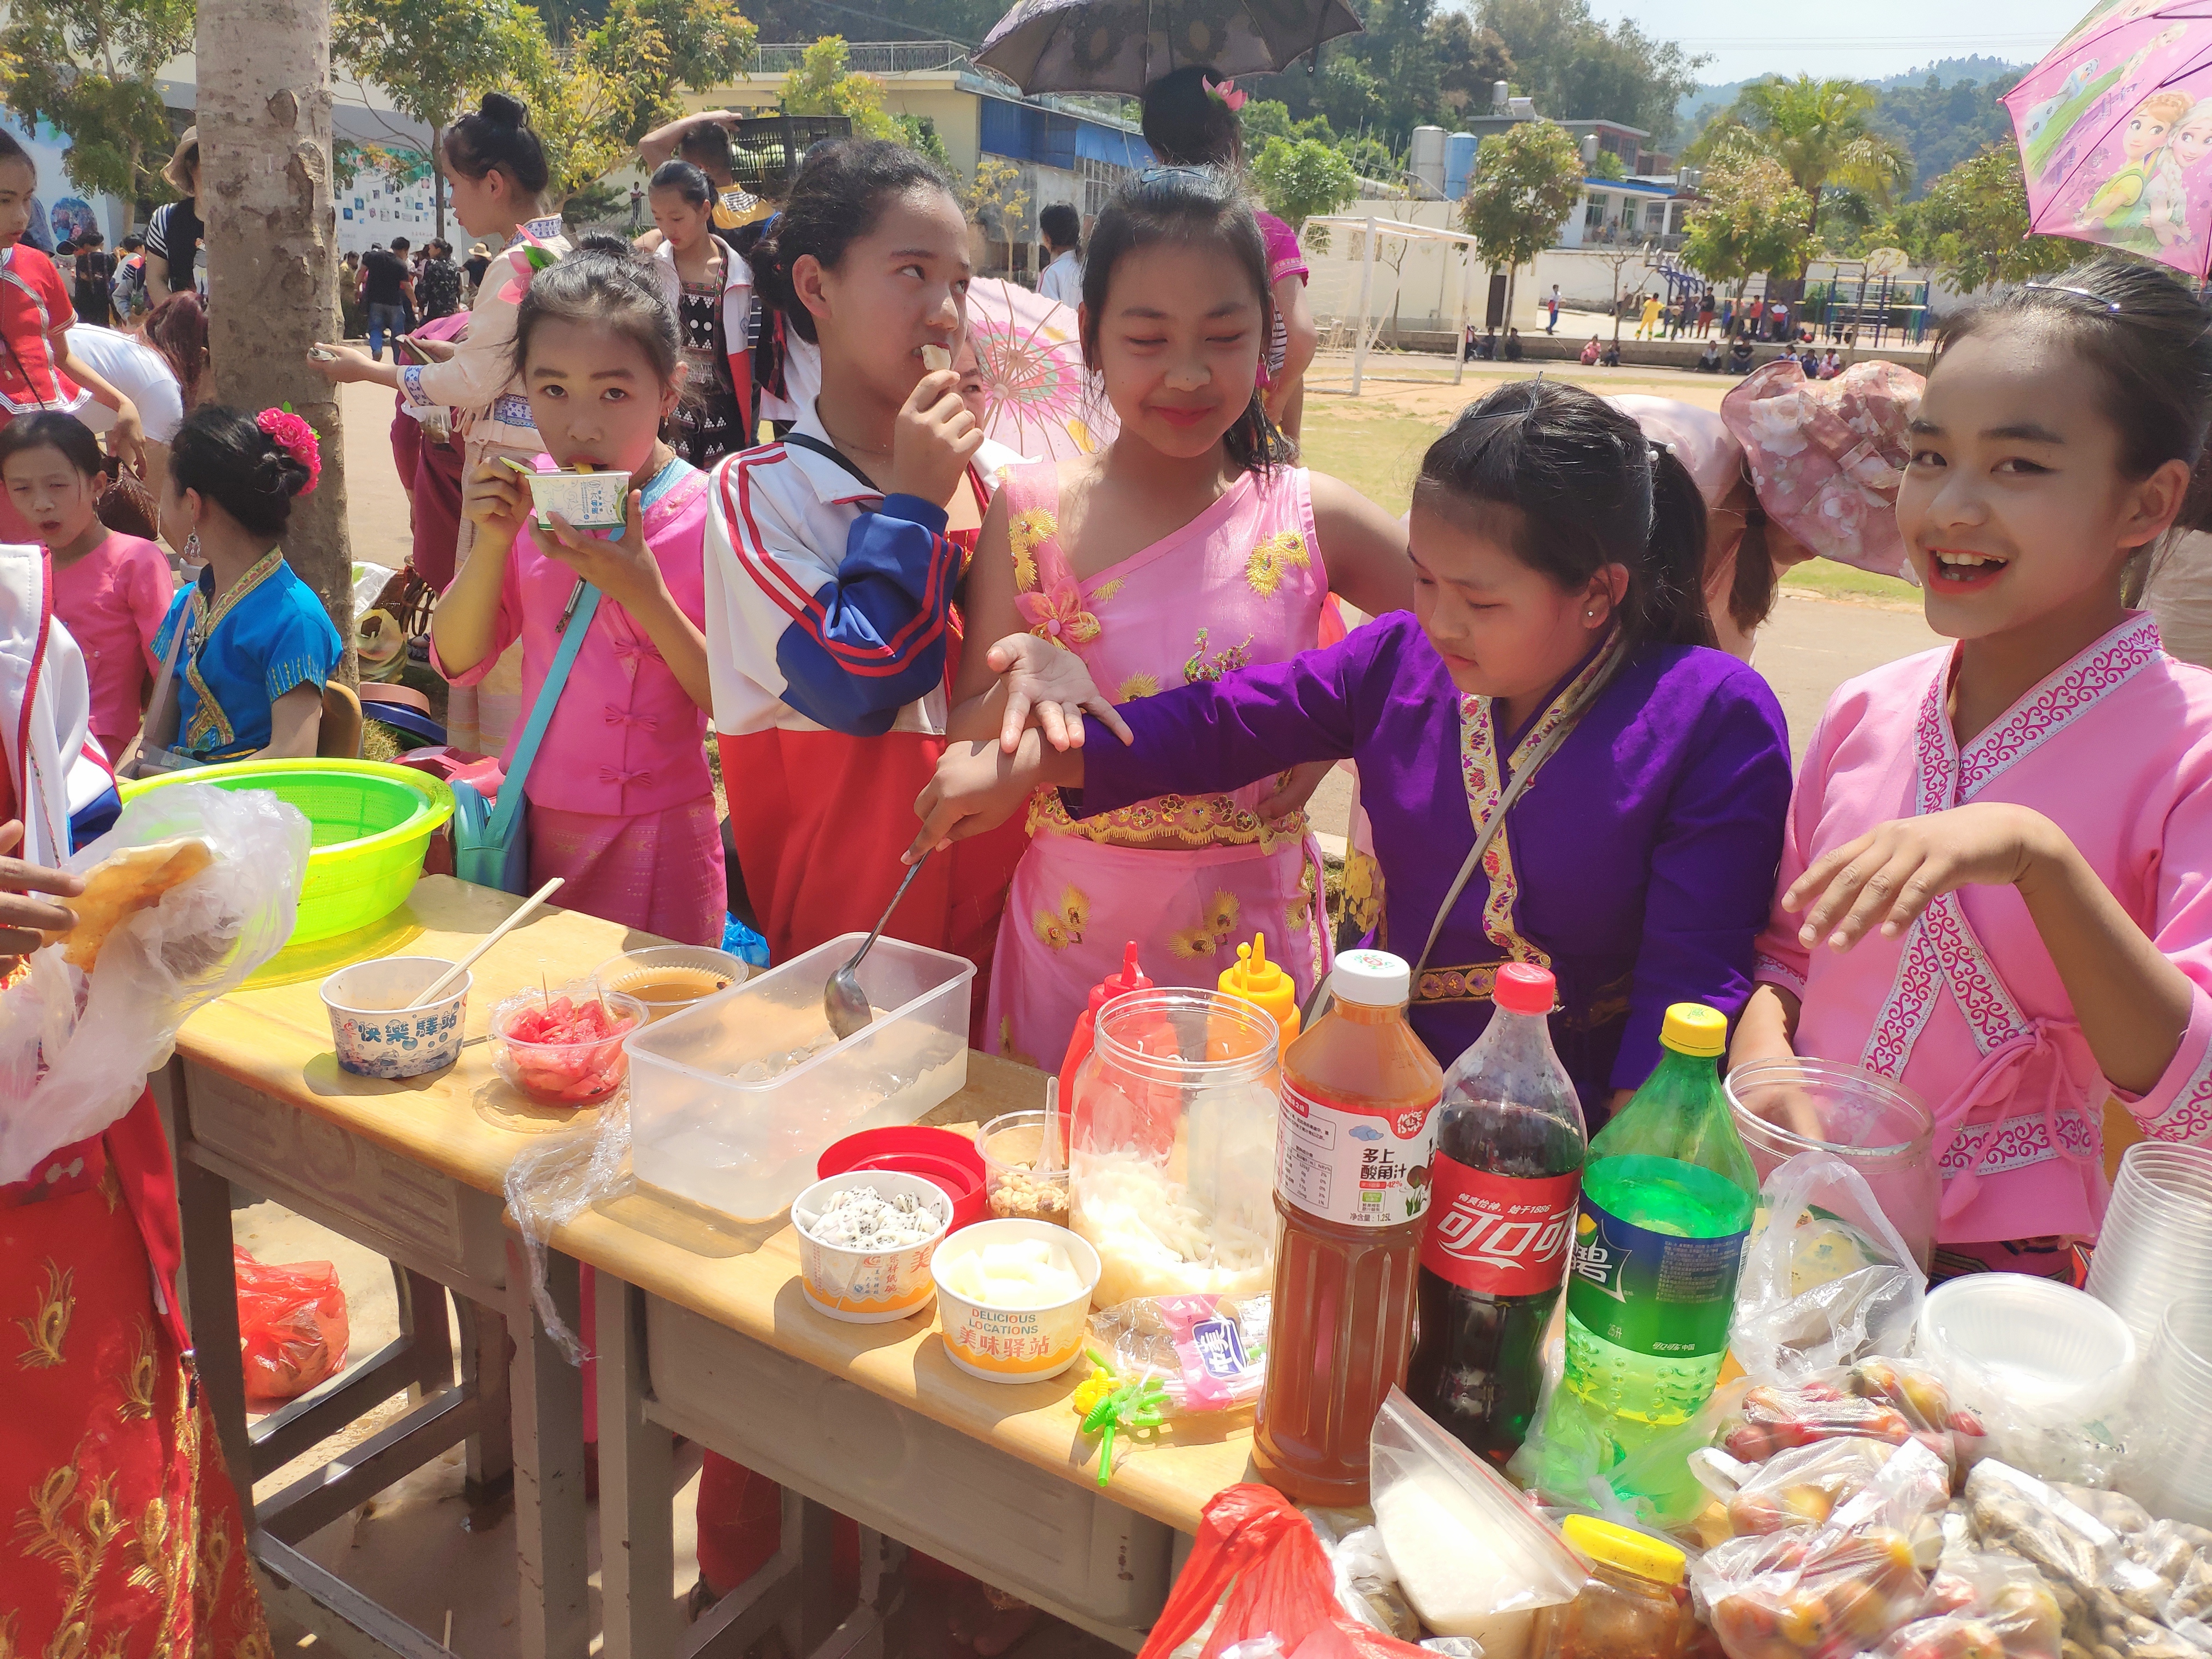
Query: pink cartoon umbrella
2005,1,2212,275
964,276,1119,461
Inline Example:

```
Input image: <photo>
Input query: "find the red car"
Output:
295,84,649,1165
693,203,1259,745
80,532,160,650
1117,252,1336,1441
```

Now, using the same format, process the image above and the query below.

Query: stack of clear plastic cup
2118,1296,2212,1525
2085,1143,2212,1347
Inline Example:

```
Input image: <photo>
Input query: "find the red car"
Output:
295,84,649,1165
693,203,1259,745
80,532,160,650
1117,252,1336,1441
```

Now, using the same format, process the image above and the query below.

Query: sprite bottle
1561,1003,1758,1460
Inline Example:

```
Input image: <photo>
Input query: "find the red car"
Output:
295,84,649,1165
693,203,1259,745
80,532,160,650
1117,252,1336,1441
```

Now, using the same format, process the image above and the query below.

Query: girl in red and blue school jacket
704,138,1026,994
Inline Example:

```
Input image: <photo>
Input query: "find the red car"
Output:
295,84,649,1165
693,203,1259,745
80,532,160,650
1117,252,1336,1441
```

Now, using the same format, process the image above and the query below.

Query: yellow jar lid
1659,1002,1727,1059
1562,1513,1686,1586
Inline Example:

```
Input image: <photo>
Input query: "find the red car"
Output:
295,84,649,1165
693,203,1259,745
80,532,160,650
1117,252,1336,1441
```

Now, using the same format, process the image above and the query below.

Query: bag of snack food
1717,1362,1989,1489
1875,1553,2065,1659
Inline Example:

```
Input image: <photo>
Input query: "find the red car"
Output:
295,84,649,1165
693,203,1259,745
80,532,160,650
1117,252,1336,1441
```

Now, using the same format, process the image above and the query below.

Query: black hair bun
251,445,312,499
575,231,636,260
481,91,528,128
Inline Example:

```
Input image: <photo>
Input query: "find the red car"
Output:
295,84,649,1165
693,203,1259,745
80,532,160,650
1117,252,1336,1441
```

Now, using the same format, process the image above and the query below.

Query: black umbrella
975,0,1361,97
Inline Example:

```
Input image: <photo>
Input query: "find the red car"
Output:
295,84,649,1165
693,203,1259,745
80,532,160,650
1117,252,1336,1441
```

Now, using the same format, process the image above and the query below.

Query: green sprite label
1565,1193,1746,1358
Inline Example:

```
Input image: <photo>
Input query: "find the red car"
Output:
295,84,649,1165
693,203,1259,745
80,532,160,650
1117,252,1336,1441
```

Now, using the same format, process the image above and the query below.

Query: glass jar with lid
1068,989,1280,1308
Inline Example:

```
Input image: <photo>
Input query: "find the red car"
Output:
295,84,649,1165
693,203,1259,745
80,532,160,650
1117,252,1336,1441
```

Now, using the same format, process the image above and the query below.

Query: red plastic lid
817,1126,988,1231
1495,962,1557,1017
1088,941,1152,1015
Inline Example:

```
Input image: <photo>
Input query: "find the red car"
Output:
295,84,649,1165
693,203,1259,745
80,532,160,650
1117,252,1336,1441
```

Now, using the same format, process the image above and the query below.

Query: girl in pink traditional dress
1141,69,1319,438
1733,255,2212,1280
433,235,725,946
948,166,1410,1070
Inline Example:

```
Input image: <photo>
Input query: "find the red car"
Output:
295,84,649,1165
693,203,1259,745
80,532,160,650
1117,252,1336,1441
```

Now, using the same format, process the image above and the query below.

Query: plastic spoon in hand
824,852,928,1041
405,876,565,1009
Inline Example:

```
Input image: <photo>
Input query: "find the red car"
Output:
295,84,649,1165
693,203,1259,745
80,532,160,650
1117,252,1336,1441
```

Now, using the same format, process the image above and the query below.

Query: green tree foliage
1252,136,1357,230
1459,119,1583,287
1689,76,1912,236
1589,150,1626,180
1476,0,1703,144
1239,99,1333,149
1681,149,1814,291
0,0,194,201
780,35,898,139
1881,143,2073,292
897,113,952,170
1338,133,1397,182
1872,75,2012,196
577,0,755,146
1243,0,1511,154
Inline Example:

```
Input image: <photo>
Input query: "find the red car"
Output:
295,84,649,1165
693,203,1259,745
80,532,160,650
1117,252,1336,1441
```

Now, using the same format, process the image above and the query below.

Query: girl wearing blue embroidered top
432,236,725,946
310,92,573,753
143,405,340,765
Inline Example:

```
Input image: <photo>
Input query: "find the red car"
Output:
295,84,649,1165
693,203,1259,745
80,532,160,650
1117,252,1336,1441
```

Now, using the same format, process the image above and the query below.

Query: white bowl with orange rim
791,1171,951,1323
930,1218,1101,1383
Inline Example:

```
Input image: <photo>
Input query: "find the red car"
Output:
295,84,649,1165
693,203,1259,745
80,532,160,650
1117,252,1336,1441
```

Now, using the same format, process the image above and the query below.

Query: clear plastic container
627,934,973,1222
1067,990,1279,1308
977,1110,1071,1226
593,943,748,1024
1725,1057,1938,1269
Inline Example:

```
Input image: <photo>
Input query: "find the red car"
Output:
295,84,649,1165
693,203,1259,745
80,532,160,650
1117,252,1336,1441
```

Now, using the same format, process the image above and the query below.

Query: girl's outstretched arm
1785,802,2197,1095
1308,473,1414,619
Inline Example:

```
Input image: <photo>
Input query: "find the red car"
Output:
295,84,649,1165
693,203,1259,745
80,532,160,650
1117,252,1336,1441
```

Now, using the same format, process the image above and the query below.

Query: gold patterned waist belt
1416,963,1634,1032
1026,786,1308,854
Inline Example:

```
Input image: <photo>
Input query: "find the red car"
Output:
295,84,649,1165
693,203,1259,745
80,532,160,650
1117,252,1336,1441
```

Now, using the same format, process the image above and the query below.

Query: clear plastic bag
1730,1153,1927,1386
1691,1440,1953,1659
1088,1294,1270,1412
1306,1509,1420,1643
1718,1362,1989,1488
1875,1554,2064,1659
503,1095,633,1364
0,782,309,1186
235,1245,351,1403
1695,1435,1952,1545
1371,1388,1586,1659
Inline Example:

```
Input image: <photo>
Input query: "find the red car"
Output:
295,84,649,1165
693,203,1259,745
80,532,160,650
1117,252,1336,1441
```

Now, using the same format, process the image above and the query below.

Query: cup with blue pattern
321,955,472,1079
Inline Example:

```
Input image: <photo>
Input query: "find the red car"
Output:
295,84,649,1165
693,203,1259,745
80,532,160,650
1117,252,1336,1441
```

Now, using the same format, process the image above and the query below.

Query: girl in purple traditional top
916,379,1794,1123
1141,67,1318,438
1735,256,2212,1279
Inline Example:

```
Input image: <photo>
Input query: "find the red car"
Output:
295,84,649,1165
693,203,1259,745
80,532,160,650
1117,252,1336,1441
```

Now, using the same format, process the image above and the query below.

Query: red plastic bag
235,1246,349,1404
1135,1486,1435,1659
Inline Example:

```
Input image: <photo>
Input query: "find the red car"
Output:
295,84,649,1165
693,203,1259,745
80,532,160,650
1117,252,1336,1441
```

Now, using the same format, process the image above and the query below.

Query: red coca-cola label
1419,1154,1582,1296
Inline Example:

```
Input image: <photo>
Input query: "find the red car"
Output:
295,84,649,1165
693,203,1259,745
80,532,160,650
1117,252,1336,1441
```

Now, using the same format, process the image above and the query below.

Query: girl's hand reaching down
1784,802,2056,951
987,634,1134,753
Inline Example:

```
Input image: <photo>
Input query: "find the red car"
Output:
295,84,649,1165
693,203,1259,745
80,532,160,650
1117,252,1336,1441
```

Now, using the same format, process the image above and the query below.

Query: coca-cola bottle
1407,961,1588,1466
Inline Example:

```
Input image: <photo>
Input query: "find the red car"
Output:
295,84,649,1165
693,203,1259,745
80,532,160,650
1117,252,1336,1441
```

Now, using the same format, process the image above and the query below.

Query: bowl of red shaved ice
489,982,646,1107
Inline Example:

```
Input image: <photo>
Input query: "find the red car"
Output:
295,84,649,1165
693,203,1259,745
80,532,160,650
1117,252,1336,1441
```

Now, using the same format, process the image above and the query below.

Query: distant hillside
1677,59,2030,197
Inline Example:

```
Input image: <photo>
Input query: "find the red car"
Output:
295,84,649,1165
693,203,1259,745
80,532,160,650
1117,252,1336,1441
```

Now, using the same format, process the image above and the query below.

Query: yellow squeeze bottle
1219,933,1300,1045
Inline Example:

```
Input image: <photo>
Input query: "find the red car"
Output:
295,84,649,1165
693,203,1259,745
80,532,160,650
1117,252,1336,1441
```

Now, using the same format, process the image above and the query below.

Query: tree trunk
201,0,354,676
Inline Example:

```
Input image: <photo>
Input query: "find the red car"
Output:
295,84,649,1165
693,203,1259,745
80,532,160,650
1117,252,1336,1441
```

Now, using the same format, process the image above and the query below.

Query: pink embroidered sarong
984,459,1331,1068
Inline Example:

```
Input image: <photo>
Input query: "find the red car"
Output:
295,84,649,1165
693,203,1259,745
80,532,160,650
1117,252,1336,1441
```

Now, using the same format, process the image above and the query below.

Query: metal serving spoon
823,851,929,1042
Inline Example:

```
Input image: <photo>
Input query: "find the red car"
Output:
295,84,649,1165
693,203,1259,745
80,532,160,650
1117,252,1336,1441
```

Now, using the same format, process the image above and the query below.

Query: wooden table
167,875,1254,1658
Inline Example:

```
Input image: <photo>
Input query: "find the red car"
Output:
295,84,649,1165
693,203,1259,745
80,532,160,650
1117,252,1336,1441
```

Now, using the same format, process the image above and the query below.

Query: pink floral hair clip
257,405,321,496
1205,76,1248,111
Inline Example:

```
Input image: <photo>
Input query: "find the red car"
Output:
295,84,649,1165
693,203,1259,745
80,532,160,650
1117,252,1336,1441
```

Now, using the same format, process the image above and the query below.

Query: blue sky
1605,0,2087,86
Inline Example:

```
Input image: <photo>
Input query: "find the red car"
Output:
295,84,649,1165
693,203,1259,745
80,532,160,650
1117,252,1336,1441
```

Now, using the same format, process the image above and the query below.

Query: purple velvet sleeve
1067,616,1404,817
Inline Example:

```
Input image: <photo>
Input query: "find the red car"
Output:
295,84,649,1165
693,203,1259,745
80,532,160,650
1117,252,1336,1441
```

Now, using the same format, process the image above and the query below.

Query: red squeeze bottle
1058,941,1152,1104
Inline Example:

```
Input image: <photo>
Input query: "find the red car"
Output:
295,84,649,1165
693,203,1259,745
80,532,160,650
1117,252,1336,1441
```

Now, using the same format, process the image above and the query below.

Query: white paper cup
525,469,630,529
321,956,470,1078
930,1218,1099,1383
792,1171,951,1323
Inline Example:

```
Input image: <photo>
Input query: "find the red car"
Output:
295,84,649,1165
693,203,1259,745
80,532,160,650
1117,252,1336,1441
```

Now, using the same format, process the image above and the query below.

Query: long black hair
650,159,713,212
751,139,959,347
0,410,103,478
1415,380,1714,652
1141,66,1242,168
171,405,314,539
510,233,680,390
1080,166,1292,475
444,92,550,198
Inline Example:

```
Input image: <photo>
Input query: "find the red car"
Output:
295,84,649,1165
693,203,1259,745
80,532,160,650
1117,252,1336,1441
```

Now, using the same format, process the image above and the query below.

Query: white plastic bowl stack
2118,1296,2212,1526
2086,1143,2212,1347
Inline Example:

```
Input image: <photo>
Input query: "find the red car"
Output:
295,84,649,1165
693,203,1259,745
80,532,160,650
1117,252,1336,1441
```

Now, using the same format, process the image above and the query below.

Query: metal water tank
1410,125,1447,195
1445,132,1477,198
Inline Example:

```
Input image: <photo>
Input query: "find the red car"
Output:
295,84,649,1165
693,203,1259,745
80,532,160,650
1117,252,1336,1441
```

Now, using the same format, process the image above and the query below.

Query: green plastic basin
120,758,454,945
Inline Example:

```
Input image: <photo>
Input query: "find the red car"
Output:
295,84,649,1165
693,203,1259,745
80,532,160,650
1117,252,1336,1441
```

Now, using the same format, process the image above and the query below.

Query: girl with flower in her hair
139,404,341,765
1735,256,2212,1280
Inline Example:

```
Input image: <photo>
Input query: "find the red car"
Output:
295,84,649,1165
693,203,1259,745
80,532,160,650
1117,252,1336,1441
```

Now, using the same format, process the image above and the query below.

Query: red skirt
720,727,1028,1043
0,1112,270,1655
